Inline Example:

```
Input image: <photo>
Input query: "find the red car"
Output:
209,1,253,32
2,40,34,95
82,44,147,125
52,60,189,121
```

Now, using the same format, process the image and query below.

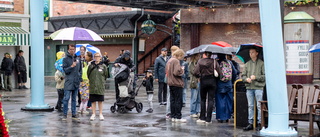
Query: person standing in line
14,50,28,89
193,52,222,124
142,70,154,113
1,53,14,91
102,52,110,78
154,48,168,106
188,54,200,118
78,52,93,114
54,51,65,112
215,54,234,123
181,57,189,107
166,49,186,123
242,48,265,131
165,45,180,119
88,53,108,121
77,46,87,107
62,44,82,120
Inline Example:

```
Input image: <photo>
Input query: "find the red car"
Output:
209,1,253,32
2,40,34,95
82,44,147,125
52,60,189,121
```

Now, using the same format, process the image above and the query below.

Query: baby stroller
110,64,143,113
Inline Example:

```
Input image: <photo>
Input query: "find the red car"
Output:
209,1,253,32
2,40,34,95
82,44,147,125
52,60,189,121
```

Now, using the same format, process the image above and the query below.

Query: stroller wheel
119,106,127,114
136,102,143,113
110,106,116,113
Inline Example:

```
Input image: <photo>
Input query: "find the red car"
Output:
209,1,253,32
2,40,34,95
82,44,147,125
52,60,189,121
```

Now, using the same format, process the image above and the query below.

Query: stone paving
0,78,316,137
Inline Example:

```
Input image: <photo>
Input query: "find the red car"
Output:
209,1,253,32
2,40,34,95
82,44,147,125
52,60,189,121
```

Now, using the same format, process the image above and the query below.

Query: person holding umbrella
242,47,265,131
193,52,222,123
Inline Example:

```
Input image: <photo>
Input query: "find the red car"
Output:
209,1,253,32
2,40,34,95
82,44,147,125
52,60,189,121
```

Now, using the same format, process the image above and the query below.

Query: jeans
183,88,187,104
147,93,153,109
190,85,200,115
166,85,171,114
169,86,183,119
3,75,11,90
63,89,78,116
56,89,64,110
158,82,167,103
246,89,263,124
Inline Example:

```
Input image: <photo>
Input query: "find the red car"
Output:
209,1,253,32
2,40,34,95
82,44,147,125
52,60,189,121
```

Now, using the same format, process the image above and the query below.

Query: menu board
285,40,310,75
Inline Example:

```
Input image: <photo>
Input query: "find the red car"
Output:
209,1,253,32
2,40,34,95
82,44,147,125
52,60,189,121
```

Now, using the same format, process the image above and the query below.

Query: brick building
180,4,320,83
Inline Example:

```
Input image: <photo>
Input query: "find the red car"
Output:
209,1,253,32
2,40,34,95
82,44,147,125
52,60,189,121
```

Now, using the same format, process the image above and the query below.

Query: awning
0,27,30,46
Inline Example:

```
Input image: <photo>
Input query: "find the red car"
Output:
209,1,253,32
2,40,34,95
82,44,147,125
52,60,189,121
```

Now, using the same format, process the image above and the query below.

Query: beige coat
55,70,65,89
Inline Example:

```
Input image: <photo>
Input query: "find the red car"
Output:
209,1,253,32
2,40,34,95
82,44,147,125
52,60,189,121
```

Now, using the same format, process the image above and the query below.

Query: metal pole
22,0,53,111
258,0,296,135
132,9,144,75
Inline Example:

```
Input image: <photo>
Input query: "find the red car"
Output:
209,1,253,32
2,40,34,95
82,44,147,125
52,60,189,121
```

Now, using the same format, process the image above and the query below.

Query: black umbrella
195,44,232,55
236,43,263,63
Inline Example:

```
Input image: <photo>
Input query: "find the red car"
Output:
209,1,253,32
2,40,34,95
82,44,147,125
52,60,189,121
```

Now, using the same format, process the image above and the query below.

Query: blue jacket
154,55,168,82
63,53,82,91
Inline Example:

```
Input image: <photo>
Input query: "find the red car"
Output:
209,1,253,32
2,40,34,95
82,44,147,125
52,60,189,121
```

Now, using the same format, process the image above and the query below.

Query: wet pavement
0,78,316,137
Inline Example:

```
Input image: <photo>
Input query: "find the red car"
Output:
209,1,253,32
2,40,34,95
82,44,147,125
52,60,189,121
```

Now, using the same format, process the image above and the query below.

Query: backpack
219,60,232,82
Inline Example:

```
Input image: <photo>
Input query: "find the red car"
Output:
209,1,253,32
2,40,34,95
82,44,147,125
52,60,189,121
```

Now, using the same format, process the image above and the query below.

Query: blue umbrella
309,43,320,53
75,44,101,56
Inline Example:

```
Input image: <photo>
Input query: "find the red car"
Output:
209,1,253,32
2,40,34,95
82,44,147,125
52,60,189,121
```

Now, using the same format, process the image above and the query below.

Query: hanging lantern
141,19,156,35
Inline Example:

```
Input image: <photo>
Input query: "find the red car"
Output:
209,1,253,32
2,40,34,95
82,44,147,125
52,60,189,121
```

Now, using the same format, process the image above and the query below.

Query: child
142,70,154,113
79,62,90,114
54,51,65,112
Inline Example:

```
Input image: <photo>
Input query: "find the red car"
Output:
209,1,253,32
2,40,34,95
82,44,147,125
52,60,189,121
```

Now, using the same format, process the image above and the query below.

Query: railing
137,35,171,74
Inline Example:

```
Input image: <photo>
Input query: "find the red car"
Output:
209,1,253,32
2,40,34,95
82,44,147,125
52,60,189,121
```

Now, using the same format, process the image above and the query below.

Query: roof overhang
58,0,259,11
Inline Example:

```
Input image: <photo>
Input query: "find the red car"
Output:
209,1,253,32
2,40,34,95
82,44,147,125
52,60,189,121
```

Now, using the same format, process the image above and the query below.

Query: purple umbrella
49,27,104,43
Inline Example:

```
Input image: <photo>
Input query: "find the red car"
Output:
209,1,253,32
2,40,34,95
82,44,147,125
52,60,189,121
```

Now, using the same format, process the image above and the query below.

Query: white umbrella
49,27,104,43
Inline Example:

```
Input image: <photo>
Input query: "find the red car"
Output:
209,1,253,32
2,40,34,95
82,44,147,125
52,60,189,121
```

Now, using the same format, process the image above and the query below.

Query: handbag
214,60,219,77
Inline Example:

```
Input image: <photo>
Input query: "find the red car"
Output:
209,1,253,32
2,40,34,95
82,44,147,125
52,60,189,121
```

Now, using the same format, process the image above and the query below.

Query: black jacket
63,53,82,91
114,52,135,72
142,76,154,91
14,55,26,72
1,57,14,76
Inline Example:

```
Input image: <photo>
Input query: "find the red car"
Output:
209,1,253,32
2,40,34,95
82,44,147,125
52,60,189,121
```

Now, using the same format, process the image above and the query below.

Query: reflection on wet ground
0,81,316,137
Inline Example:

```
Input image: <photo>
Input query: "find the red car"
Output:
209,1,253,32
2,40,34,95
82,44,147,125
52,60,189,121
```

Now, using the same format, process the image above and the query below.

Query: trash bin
234,80,248,127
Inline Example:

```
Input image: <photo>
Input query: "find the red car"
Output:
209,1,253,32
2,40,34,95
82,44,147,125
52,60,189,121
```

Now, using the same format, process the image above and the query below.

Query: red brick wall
95,44,131,62
52,0,132,16
4,0,24,14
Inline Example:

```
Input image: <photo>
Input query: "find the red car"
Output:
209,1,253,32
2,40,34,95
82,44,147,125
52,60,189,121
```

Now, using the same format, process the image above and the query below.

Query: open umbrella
197,44,232,55
211,41,232,47
184,48,195,58
236,43,263,63
309,43,320,53
49,27,104,43
75,44,101,56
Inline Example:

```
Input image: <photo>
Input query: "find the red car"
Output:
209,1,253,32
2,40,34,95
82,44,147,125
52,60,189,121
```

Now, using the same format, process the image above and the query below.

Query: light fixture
237,7,241,11
290,6,295,10
188,8,191,11
212,8,216,12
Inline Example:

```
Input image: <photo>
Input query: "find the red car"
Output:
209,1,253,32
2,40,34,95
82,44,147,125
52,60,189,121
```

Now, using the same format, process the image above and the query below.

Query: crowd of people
54,44,265,131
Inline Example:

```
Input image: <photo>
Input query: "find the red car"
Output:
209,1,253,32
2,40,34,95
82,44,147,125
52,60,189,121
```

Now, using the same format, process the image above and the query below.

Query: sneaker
83,110,89,114
166,113,171,120
18,86,22,89
196,119,206,123
72,115,79,120
163,102,167,105
146,108,151,113
205,121,212,124
243,124,253,131
176,118,187,123
22,85,28,89
87,107,92,110
190,114,198,118
171,118,176,122
148,109,153,113
90,114,96,121
99,114,104,121
62,115,67,121
77,110,82,113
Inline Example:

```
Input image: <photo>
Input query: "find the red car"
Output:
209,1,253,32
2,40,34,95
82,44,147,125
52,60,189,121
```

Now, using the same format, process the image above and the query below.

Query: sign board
285,40,310,75
0,0,14,12
0,35,16,44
